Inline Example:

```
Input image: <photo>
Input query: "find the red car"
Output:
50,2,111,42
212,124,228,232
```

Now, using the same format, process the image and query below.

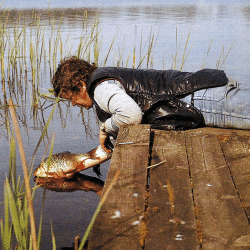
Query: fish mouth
33,167,47,177
33,167,42,176
34,164,52,177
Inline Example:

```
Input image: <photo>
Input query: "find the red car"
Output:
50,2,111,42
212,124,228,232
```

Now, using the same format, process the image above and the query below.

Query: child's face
60,82,93,109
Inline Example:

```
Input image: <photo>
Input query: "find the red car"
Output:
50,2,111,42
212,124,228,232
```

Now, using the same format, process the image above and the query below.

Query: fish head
33,155,60,177
34,162,48,177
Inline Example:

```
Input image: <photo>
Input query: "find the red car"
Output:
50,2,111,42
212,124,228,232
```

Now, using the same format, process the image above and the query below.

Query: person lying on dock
52,56,244,153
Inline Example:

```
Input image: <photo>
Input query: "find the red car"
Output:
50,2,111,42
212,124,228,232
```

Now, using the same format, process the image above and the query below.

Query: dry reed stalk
8,99,37,250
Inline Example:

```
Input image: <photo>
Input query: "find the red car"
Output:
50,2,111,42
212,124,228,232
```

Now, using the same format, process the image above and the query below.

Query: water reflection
34,173,104,196
3,4,250,29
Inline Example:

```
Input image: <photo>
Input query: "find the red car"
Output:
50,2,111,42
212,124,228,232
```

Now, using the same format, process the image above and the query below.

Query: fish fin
93,164,102,177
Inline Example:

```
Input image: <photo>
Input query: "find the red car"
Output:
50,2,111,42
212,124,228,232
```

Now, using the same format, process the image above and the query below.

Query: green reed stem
8,98,38,249
180,31,193,71
29,97,59,169
5,180,28,249
50,221,57,250
8,134,17,193
0,182,12,250
103,30,119,67
37,135,55,250
216,41,235,69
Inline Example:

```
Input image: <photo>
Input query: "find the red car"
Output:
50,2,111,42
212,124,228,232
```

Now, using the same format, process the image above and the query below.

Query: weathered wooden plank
87,124,151,250
220,131,250,218
197,127,250,137
145,130,199,250
185,129,250,249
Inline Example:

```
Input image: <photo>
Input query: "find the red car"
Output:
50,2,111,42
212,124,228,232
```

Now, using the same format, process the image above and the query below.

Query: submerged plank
145,130,199,250
87,124,150,250
185,129,250,249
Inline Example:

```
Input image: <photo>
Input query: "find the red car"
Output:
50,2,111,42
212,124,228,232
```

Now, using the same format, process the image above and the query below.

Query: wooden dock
87,124,250,250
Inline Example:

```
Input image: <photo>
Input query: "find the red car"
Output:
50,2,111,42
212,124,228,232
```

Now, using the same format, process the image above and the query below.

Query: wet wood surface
87,125,250,250
145,130,199,250
87,124,151,250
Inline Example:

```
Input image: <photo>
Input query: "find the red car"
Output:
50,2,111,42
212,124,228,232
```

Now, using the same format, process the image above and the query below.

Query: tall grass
171,29,193,71
0,9,232,128
8,99,37,249
0,97,59,250
0,9,164,135
0,10,101,132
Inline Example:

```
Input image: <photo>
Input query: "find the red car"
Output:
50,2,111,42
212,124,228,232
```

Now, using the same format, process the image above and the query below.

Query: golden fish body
34,145,111,178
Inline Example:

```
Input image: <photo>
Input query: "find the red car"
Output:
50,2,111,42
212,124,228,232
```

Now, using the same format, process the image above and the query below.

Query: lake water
0,0,250,249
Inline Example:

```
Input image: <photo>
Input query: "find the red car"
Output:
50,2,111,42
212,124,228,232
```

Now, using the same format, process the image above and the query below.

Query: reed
1,176,13,250
0,9,116,132
50,222,57,250
136,28,156,69
113,36,125,67
146,29,156,69
103,31,119,67
0,98,59,249
171,30,193,70
216,41,235,69
201,39,213,69
0,9,201,132
179,31,193,71
1,136,36,250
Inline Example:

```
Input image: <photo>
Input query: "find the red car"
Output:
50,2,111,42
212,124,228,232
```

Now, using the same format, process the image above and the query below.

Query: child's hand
99,124,112,154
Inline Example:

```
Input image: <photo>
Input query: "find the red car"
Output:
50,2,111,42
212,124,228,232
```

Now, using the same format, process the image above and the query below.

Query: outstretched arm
94,80,142,151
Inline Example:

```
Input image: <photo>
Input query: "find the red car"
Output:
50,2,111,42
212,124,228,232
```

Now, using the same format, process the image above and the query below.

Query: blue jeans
182,77,250,130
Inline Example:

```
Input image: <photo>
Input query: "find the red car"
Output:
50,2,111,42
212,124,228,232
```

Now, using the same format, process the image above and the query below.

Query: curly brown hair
52,57,97,97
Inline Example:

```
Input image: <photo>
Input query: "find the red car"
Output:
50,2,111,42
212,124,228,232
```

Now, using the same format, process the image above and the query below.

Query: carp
34,145,112,178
